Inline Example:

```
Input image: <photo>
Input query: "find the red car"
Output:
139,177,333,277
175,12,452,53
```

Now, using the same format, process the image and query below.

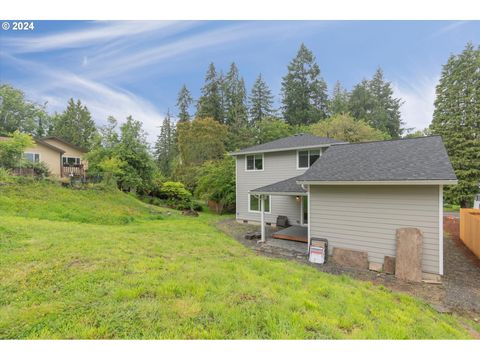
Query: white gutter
249,191,306,196
296,180,458,186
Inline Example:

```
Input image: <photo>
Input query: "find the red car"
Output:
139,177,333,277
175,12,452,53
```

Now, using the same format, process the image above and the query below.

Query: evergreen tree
224,63,248,127
329,81,350,115
348,69,404,138
154,111,176,177
51,98,97,149
249,74,275,122
196,63,224,122
348,79,375,122
281,43,329,125
368,68,403,138
430,43,480,207
176,85,193,123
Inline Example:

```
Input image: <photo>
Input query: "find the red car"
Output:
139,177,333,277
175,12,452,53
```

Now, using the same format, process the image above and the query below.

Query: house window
24,153,40,163
249,194,270,213
246,154,263,171
298,149,321,169
63,156,81,166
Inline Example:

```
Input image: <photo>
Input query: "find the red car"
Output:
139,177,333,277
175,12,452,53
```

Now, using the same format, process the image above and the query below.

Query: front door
301,196,308,225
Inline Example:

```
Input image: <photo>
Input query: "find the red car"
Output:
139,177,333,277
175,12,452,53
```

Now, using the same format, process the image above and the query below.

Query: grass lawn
0,181,474,339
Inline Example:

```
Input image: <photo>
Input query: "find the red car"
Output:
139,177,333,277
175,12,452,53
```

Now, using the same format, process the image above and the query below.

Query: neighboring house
230,134,457,276
1,135,88,177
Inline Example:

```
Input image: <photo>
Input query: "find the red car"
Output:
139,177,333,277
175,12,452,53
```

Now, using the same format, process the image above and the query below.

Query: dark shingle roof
230,133,343,155
251,176,306,194
297,136,457,182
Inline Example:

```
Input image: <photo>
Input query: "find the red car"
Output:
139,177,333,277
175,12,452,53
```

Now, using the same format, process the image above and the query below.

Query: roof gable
230,133,344,155
297,136,457,183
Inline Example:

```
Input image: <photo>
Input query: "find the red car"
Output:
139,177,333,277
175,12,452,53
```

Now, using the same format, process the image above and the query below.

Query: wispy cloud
2,21,193,54
392,75,438,132
1,53,165,143
431,21,468,38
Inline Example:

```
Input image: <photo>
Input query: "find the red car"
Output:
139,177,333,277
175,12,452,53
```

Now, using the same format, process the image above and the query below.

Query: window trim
24,152,41,163
297,149,322,170
245,153,264,172
248,194,271,214
62,156,81,166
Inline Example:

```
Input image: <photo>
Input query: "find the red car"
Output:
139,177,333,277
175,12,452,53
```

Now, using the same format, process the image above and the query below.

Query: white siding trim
439,185,444,275
235,156,238,220
307,185,311,250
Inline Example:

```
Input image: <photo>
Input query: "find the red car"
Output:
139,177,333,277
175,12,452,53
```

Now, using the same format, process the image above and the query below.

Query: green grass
0,180,474,339
444,204,461,213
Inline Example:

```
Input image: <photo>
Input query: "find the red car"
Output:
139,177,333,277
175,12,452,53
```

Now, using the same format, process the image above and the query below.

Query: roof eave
296,180,458,186
229,142,348,156
249,190,306,196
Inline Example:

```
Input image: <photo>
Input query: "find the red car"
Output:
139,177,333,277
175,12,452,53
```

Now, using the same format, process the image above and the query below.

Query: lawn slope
0,181,473,339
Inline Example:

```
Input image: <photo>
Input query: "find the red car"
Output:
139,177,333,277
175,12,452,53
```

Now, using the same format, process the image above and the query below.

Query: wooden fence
460,208,480,258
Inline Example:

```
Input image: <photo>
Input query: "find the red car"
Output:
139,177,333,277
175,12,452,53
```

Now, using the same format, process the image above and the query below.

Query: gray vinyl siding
236,150,309,225
309,185,440,274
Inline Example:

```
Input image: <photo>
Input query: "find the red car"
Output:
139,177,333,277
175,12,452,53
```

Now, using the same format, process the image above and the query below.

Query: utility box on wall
309,238,328,264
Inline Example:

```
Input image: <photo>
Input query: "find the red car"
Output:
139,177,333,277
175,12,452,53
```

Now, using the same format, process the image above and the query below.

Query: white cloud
392,76,439,133
1,54,165,143
2,21,190,53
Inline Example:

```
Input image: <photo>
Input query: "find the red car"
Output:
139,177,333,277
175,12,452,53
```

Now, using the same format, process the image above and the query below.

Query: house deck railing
62,164,86,178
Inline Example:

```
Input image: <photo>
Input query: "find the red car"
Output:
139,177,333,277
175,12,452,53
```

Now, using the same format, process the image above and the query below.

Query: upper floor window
24,153,40,163
298,149,321,169
63,156,81,166
246,154,263,171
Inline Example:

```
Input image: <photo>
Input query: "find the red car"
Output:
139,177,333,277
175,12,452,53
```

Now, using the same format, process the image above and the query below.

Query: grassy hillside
0,180,163,224
0,180,475,339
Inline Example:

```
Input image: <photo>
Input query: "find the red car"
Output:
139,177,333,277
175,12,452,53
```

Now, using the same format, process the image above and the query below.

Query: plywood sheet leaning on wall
395,228,423,282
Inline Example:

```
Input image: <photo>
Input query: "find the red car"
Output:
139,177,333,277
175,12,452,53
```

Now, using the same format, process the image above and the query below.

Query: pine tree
176,85,193,123
154,111,176,177
430,43,480,207
249,74,275,122
223,63,248,127
51,98,97,149
281,43,329,125
329,81,350,115
348,69,404,138
196,63,224,122
368,68,403,138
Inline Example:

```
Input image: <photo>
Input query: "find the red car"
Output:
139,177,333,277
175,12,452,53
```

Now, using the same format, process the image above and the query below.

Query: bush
195,155,235,214
18,160,50,178
159,181,193,210
0,168,14,184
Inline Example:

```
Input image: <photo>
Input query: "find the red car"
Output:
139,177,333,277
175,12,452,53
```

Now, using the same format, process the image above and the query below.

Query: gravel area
216,218,480,319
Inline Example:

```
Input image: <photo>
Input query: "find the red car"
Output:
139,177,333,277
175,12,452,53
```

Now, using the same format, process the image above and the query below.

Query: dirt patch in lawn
216,218,480,325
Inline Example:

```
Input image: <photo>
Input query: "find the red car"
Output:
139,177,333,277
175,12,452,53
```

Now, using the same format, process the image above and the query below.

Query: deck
272,225,308,243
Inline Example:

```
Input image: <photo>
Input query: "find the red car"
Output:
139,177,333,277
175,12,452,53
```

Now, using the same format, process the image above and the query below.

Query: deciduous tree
309,113,390,143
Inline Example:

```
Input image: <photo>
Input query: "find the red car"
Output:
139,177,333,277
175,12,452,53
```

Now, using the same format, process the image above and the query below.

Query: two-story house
230,134,457,277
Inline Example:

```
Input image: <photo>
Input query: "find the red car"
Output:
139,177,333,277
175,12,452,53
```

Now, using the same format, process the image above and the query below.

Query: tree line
0,43,478,207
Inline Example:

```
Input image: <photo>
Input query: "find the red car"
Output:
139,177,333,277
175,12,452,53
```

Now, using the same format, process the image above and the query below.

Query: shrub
0,168,14,184
159,181,193,210
18,160,50,178
195,155,235,214
0,131,34,169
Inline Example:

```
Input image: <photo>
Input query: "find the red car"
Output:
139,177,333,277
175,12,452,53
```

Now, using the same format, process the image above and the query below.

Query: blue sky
1,20,479,142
